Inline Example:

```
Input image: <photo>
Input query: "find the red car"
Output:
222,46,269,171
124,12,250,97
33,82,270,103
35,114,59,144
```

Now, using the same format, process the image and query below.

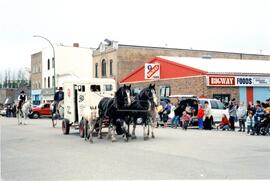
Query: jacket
246,116,255,127
197,108,204,119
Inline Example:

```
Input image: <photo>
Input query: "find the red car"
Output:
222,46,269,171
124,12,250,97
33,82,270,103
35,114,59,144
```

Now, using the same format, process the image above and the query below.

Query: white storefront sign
145,63,160,80
208,76,270,87
235,76,270,87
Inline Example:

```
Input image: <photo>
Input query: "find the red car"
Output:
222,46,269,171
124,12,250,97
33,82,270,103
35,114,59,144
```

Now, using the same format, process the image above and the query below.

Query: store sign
208,76,235,86
208,76,270,87
145,63,160,80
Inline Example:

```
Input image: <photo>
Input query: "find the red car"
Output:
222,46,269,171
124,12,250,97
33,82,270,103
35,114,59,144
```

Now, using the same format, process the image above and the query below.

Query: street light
33,35,56,96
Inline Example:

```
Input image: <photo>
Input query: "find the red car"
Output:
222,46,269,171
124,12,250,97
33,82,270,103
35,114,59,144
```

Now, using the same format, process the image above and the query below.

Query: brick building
93,41,270,87
120,56,270,106
31,52,42,105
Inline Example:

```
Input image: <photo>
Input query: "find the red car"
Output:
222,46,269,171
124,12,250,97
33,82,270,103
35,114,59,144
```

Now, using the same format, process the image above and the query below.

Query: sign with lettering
208,76,235,86
208,76,270,87
145,63,160,80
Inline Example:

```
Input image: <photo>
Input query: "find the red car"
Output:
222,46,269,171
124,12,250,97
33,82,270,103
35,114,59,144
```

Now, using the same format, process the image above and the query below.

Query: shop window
160,85,171,97
213,94,230,105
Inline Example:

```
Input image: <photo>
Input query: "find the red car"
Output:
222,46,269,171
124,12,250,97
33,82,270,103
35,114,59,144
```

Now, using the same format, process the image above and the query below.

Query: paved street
1,116,270,180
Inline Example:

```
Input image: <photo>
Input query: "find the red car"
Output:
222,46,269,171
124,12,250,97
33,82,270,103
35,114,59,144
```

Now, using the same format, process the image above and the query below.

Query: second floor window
48,76,50,88
102,59,106,77
95,63,98,78
48,59,50,70
110,59,113,76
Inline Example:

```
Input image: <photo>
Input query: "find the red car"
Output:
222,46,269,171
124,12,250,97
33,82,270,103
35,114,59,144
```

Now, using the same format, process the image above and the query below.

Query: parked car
157,95,199,126
0,108,7,116
30,103,52,119
198,98,229,123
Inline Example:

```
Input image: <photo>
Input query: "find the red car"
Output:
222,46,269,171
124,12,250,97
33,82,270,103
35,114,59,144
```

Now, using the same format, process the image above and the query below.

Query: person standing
197,104,204,129
237,102,247,132
228,99,237,131
181,111,191,131
203,101,212,130
246,111,255,134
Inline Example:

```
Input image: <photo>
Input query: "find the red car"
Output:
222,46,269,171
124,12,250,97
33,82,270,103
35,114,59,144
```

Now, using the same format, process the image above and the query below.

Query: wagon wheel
79,119,84,138
62,119,70,134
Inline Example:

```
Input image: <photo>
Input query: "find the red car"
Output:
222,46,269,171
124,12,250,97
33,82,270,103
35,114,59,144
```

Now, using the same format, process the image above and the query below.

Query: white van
198,98,229,123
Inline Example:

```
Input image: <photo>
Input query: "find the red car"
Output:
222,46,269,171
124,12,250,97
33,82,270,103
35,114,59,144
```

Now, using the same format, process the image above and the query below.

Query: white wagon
61,78,116,135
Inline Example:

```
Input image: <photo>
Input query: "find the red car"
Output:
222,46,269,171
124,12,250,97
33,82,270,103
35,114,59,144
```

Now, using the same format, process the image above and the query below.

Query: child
219,114,230,130
197,104,204,129
181,111,191,131
246,111,254,134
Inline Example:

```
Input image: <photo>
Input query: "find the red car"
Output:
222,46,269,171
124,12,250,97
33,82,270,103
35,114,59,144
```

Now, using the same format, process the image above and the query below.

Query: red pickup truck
30,103,52,119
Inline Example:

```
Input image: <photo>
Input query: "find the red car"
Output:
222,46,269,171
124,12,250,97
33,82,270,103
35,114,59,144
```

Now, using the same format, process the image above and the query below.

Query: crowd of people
157,98,270,136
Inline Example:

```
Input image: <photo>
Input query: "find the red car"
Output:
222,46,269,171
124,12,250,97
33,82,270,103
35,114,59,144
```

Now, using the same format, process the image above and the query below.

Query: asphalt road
1,117,270,180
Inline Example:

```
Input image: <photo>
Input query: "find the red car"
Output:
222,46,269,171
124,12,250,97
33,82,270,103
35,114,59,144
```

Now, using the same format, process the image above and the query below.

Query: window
95,63,98,78
110,59,113,76
103,84,112,91
52,57,55,68
213,94,230,105
160,85,171,97
210,100,218,109
38,81,41,89
44,78,46,88
90,85,101,92
48,59,50,70
82,85,85,92
48,76,50,88
101,59,106,77
52,76,55,87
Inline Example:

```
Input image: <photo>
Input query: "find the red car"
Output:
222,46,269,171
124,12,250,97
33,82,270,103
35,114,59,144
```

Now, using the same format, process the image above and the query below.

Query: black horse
97,84,132,142
129,84,158,140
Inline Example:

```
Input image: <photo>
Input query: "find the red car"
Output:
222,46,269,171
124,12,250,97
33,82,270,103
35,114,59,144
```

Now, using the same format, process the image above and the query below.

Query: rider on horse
53,87,64,114
17,90,27,111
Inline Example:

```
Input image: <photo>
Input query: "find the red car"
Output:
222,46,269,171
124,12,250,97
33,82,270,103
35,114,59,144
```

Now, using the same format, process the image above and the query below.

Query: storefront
31,89,41,105
120,56,270,105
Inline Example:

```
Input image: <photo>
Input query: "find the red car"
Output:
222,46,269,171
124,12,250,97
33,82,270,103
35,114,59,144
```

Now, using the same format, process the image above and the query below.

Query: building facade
31,52,42,105
120,56,270,106
31,43,93,103
93,41,270,87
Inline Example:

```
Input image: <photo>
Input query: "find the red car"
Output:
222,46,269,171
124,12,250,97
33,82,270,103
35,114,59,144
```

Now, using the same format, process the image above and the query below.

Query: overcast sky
1,0,270,74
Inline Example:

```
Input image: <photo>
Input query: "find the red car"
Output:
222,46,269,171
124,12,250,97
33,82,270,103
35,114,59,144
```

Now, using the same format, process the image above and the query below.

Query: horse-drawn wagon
61,78,116,135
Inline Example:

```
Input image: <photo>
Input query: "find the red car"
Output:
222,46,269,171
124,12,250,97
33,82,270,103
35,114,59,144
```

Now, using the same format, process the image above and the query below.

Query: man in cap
53,87,64,114
17,90,27,111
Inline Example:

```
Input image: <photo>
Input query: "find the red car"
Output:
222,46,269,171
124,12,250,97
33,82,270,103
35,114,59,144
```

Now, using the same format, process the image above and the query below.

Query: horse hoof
111,138,117,142
98,136,103,139
152,135,155,138
124,137,128,142
144,137,149,141
131,135,137,139
89,139,93,143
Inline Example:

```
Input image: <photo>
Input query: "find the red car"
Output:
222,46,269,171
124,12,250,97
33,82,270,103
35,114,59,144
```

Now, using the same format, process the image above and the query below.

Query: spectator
228,99,237,131
219,114,230,130
254,101,265,125
197,104,204,129
251,112,269,135
203,101,212,130
162,100,171,128
247,101,255,116
246,111,255,134
185,103,192,116
181,111,191,131
237,102,247,132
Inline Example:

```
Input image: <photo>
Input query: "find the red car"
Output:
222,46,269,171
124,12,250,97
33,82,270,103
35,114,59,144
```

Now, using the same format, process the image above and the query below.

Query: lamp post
33,35,56,96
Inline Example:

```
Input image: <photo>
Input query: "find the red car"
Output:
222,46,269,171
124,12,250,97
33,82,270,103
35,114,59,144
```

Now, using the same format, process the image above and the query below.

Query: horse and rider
52,87,64,127
17,90,31,125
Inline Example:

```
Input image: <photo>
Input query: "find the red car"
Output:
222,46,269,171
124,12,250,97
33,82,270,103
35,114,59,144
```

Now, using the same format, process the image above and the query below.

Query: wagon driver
53,87,64,113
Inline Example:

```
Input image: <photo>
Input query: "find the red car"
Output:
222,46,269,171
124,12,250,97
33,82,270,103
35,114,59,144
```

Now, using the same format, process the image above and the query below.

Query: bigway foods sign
145,63,160,80
208,76,270,87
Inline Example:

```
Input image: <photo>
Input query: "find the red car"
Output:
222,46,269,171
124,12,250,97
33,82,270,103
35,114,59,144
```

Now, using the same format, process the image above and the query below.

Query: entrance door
74,84,79,123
